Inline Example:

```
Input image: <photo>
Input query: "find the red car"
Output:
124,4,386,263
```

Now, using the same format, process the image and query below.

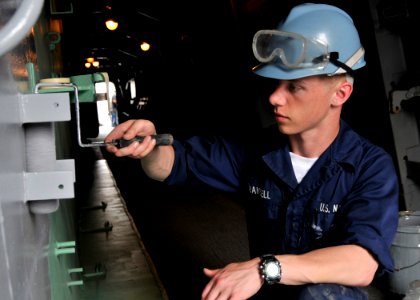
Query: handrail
0,0,44,57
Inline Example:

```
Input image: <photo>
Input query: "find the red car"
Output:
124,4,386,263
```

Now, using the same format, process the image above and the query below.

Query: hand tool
89,133,173,148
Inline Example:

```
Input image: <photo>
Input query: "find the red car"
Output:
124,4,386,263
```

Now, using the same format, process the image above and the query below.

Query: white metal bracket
20,93,75,213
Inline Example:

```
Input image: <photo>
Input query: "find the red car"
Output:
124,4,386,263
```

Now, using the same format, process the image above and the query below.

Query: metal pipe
0,0,44,57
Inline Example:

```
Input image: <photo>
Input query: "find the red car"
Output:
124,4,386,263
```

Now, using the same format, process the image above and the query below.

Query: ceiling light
105,19,118,31
140,42,150,51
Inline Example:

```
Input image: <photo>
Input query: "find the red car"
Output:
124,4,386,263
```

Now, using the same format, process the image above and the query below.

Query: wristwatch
259,254,282,285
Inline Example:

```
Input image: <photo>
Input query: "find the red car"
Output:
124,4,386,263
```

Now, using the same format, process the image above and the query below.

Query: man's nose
269,84,287,106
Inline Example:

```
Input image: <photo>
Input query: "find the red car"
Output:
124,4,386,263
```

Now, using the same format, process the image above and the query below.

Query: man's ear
332,81,353,106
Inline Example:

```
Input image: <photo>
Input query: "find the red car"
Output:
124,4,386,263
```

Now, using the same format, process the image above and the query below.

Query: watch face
266,261,280,278
260,255,281,284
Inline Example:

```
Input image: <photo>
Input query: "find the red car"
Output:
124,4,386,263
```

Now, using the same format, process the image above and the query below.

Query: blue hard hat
252,3,366,80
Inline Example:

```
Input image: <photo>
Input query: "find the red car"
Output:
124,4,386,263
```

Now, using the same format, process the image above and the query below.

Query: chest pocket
302,174,351,248
308,205,339,242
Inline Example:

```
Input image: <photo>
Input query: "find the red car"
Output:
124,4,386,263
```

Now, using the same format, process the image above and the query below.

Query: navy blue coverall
164,120,399,299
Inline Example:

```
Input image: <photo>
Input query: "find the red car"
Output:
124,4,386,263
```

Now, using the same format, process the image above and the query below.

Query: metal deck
77,158,167,300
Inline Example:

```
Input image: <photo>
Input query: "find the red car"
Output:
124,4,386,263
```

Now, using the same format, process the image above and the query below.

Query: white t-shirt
289,152,319,183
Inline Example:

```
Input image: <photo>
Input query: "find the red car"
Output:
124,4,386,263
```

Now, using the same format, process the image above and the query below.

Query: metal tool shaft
113,134,173,148
90,133,173,148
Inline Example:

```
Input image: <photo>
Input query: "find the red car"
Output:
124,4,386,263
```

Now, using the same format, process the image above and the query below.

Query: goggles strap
330,47,365,76
329,52,355,76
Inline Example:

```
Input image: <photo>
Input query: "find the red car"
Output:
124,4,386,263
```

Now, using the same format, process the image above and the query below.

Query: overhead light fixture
85,57,99,68
105,19,118,31
140,41,150,51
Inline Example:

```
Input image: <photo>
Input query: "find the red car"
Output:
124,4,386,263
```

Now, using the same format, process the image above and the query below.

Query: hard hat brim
252,63,327,80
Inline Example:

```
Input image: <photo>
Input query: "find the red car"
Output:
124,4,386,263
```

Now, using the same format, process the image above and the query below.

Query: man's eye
287,83,299,92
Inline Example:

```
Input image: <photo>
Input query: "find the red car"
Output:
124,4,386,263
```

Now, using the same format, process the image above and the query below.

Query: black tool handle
114,134,173,148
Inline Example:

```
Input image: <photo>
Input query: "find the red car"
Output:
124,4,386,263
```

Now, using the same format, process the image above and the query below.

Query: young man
105,3,399,299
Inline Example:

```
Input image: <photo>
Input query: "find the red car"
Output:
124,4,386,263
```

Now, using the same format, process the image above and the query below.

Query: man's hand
105,119,174,181
105,119,157,159
201,258,263,300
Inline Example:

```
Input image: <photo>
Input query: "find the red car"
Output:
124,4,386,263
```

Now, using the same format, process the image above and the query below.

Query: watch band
259,254,282,285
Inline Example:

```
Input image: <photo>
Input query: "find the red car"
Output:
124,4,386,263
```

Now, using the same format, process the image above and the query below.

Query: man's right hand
104,119,158,159
105,119,175,181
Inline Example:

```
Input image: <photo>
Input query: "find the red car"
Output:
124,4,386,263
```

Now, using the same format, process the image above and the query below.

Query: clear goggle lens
252,30,329,69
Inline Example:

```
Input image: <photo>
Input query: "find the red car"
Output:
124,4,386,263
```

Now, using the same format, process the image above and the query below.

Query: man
105,3,399,299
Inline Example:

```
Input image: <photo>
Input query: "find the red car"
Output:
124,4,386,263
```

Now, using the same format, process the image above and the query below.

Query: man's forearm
141,145,175,182
277,245,378,286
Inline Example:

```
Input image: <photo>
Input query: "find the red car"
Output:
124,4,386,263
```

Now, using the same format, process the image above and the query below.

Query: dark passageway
102,149,250,299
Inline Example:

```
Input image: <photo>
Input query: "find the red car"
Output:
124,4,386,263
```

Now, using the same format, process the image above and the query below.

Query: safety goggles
252,30,330,69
